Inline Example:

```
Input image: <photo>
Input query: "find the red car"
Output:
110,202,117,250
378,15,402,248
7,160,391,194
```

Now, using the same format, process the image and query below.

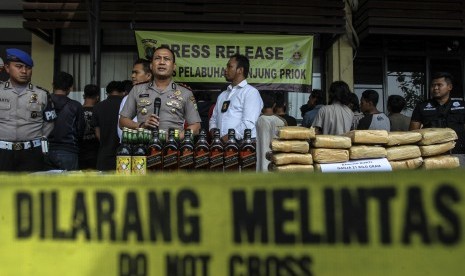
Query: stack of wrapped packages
384,131,423,170
311,135,351,172
267,126,315,172
414,128,460,169
345,130,389,163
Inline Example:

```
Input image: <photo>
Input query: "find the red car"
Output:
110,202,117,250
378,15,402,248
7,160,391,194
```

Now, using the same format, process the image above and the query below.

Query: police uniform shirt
0,80,53,141
120,80,200,132
411,98,465,153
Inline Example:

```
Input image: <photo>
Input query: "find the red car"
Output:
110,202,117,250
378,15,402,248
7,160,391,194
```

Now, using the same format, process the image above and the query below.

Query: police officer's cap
6,48,34,67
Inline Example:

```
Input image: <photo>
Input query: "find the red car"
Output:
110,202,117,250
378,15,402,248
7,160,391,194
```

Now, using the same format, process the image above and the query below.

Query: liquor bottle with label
240,129,256,172
194,129,210,170
209,128,224,172
178,129,195,171
132,128,148,175
147,128,163,171
116,127,132,175
163,128,179,171
223,128,240,172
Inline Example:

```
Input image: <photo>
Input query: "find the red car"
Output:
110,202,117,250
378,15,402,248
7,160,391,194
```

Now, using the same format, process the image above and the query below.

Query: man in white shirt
117,59,152,140
209,54,263,141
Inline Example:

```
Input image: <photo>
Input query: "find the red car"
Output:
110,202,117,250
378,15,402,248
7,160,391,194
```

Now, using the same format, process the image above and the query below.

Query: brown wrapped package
311,148,349,163
312,135,352,149
271,140,309,153
386,145,421,161
419,141,456,157
422,155,460,170
387,131,422,146
389,157,423,170
278,126,316,140
272,153,313,165
414,128,458,145
344,130,389,144
349,145,387,160
268,163,314,172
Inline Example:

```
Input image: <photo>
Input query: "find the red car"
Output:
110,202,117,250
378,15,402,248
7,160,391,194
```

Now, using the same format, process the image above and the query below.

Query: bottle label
179,152,194,169
132,156,147,175
195,152,209,168
116,155,132,175
210,152,223,168
163,152,178,169
147,152,162,170
241,152,256,169
224,153,239,169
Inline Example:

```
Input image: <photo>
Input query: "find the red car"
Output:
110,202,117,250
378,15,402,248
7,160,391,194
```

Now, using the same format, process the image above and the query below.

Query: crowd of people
0,47,463,173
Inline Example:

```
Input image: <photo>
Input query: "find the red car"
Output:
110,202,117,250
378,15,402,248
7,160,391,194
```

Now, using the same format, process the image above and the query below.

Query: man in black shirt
410,72,465,154
92,81,125,171
79,84,100,170
46,72,86,170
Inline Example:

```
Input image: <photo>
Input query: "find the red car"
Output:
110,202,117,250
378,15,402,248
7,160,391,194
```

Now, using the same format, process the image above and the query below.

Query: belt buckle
13,142,23,151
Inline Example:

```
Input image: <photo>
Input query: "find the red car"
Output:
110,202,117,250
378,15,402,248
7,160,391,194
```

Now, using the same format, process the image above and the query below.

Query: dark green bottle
240,129,256,172
194,129,210,170
116,127,132,175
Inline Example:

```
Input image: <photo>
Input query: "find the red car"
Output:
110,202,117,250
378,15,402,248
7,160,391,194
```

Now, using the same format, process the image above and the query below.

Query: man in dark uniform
410,72,465,154
119,46,201,138
0,48,54,171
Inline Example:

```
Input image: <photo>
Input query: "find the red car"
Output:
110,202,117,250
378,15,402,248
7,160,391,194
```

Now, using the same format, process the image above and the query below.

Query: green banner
135,31,313,91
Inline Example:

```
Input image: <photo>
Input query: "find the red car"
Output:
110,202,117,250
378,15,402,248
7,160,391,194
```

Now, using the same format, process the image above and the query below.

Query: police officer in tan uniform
120,46,201,137
0,49,54,171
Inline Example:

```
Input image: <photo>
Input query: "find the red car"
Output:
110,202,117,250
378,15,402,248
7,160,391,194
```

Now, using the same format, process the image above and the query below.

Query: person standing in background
117,59,152,141
79,84,100,170
348,93,364,130
357,89,390,131
410,72,465,154
312,81,354,135
0,48,54,172
210,53,263,141
274,92,297,126
387,95,410,131
93,81,125,171
301,89,324,128
256,92,287,172
45,72,85,171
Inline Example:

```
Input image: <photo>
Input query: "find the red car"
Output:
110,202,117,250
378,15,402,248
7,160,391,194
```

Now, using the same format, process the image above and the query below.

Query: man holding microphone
119,46,200,138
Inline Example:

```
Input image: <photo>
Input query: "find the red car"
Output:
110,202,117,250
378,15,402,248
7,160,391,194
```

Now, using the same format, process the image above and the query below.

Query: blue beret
6,48,34,67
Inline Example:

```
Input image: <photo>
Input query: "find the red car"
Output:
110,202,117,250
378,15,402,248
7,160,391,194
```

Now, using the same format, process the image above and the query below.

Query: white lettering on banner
319,158,392,173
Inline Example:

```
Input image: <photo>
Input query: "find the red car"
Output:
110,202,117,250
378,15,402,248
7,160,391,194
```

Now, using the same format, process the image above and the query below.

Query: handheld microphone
154,97,161,116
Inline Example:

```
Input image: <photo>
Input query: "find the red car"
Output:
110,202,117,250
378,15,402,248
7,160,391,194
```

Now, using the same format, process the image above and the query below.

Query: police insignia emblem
174,90,181,96
30,93,38,102
141,108,148,115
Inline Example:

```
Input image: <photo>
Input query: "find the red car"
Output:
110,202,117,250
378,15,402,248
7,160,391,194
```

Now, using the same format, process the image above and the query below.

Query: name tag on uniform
139,94,150,98
221,101,230,113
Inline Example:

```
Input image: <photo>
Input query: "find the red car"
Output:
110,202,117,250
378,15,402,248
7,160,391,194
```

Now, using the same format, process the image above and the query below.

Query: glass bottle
178,129,195,171
163,128,179,171
131,128,148,175
209,128,224,172
194,129,210,170
116,127,132,175
147,128,163,171
240,129,256,172
223,128,240,171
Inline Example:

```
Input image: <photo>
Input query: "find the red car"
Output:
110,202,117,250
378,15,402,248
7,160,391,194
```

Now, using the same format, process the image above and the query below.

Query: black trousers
0,147,45,172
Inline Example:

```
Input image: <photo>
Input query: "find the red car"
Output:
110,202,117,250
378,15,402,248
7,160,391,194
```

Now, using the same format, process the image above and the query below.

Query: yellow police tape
0,170,464,276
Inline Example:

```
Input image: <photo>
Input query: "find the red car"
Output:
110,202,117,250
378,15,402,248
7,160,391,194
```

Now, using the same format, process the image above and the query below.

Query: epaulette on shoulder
35,85,50,94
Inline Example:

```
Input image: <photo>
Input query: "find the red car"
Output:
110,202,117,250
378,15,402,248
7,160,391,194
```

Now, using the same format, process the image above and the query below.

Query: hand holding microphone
145,97,161,129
